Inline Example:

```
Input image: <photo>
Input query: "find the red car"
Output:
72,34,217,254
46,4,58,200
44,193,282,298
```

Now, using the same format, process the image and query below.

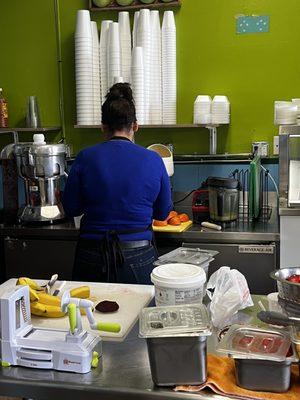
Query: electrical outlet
236,15,269,34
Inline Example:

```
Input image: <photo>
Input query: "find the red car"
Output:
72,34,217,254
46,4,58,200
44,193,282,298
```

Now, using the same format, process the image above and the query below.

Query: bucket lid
154,247,218,267
207,176,239,189
217,324,291,362
151,263,206,289
139,304,211,338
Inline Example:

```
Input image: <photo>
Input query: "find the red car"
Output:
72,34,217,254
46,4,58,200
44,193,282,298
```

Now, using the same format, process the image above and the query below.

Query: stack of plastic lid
107,22,121,90
91,21,101,125
139,304,212,338
149,10,162,124
211,95,230,124
75,10,93,125
194,96,212,124
162,11,177,124
131,47,145,124
99,20,112,104
274,101,298,125
118,12,131,84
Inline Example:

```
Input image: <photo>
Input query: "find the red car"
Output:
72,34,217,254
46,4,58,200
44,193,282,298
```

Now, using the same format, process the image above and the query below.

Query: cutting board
152,220,193,233
0,279,154,342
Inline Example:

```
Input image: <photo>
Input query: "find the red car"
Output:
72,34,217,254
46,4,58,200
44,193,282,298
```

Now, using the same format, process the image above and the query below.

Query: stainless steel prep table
0,217,279,243
0,297,264,400
0,220,279,292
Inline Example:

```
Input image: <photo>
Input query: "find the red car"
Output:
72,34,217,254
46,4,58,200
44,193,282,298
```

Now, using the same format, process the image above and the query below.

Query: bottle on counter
0,88,8,127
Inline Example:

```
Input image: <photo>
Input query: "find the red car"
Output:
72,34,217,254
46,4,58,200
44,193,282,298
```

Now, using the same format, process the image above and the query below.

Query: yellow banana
17,277,43,291
38,292,61,307
29,288,39,302
30,302,65,318
16,280,39,302
70,286,90,299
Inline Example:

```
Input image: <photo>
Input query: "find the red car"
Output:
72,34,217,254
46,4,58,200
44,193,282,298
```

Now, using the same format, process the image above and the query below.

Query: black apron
79,224,156,282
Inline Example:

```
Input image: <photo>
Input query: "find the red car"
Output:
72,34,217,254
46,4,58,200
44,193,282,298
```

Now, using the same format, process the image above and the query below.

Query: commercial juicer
1,134,69,224
0,285,120,373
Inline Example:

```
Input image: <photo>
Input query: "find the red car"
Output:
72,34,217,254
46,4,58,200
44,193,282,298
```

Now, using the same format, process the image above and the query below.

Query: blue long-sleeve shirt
62,138,172,241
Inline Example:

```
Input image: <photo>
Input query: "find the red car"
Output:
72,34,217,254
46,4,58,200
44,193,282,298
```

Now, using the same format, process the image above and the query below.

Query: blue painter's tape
236,15,269,34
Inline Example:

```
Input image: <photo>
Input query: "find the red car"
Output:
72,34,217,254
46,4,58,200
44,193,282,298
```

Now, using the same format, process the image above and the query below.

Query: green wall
1,0,300,155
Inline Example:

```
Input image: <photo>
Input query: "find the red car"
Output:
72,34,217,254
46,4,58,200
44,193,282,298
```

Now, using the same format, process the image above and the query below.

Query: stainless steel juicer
14,135,69,223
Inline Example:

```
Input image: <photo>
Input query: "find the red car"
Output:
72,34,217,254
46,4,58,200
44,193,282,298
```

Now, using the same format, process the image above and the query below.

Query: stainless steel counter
156,219,279,244
0,296,263,400
279,207,300,216
0,217,279,244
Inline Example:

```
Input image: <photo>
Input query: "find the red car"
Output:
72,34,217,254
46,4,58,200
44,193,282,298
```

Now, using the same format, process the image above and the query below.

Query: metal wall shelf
89,0,181,13
0,127,61,133
74,124,223,154
74,124,219,129
0,127,61,143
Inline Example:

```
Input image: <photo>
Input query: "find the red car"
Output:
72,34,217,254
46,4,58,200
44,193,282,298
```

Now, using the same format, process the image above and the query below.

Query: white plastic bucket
151,263,206,306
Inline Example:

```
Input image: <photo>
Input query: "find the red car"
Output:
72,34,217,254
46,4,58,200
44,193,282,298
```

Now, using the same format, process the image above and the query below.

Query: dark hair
102,83,137,133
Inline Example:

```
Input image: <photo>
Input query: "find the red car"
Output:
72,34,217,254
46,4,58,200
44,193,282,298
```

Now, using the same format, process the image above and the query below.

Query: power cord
173,190,196,205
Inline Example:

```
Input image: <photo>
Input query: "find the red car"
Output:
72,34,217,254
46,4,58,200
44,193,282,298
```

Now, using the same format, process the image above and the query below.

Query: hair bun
106,83,134,103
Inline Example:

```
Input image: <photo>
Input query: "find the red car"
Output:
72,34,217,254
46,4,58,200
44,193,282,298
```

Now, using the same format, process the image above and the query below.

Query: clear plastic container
217,324,291,361
154,247,218,276
139,304,212,386
290,326,300,358
217,325,296,393
139,304,211,338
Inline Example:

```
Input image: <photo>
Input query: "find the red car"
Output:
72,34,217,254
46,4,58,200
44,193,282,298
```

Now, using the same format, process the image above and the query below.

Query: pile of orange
153,211,189,227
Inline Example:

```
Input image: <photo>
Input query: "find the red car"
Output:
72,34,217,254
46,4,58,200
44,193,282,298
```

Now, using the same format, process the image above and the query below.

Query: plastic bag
207,266,253,328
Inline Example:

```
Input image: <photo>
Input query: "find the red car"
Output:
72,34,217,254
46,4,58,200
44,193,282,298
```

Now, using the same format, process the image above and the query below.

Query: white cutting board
0,279,154,342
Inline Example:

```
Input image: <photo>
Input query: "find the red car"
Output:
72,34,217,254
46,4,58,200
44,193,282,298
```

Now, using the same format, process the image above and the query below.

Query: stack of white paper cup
107,22,121,91
136,9,151,124
99,20,112,105
149,10,162,125
132,12,140,49
75,10,93,125
131,47,145,125
91,21,101,125
162,11,177,124
118,12,131,84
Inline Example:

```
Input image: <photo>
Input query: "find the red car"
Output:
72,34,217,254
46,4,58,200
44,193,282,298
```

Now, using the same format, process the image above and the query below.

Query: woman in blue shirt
63,83,172,284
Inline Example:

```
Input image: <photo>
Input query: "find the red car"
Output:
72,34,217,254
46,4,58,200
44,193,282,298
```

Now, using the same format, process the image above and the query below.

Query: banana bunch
16,277,90,318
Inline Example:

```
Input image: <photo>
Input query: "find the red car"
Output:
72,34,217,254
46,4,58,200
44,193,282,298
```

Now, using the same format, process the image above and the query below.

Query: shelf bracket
207,126,217,155
0,130,19,144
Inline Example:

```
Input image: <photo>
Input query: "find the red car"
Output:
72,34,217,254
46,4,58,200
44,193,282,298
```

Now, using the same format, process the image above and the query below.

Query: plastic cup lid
139,304,211,338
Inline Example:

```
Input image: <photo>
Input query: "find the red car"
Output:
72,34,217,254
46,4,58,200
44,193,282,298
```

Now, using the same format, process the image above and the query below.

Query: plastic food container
217,325,296,392
151,263,206,306
154,247,218,277
139,304,212,386
290,326,300,357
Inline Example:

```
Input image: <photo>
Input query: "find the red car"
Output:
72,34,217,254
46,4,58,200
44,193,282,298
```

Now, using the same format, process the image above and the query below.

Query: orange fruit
153,219,168,227
168,216,181,226
167,211,178,220
178,213,189,222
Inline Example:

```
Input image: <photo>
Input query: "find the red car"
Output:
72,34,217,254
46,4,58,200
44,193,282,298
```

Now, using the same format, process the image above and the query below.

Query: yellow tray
152,220,193,233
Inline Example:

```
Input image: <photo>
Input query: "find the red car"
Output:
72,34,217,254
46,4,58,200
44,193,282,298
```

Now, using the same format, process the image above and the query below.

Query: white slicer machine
0,285,121,373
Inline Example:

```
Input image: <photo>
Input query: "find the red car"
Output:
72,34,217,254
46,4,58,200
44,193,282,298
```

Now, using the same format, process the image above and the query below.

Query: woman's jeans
73,239,157,285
